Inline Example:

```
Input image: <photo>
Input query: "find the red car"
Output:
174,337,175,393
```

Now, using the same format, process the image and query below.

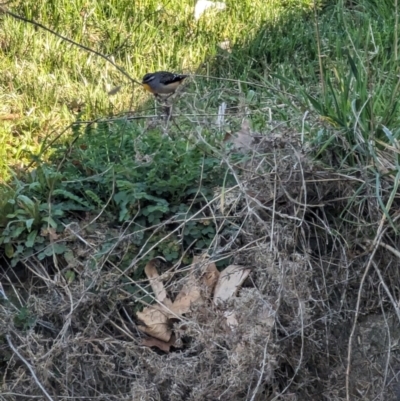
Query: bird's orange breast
142,83,155,93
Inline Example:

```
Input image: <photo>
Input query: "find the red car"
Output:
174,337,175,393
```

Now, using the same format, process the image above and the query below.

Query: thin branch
6,334,55,401
371,259,400,323
345,214,387,401
249,342,269,401
4,9,140,85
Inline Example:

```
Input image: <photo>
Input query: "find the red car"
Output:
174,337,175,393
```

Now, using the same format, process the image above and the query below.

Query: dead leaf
200,259,220,290
170,256,220,315
213,265,251,305
137,306,172,342
171,280,202,315
224,310,238,328
138,256,221,341
191,255,220,291
0,113,20,121
141,334,176,353
144,259,170,304
40,227,59,240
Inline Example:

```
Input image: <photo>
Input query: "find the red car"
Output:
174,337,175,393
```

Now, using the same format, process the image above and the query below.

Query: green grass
0,0,316,181
1,0,400,267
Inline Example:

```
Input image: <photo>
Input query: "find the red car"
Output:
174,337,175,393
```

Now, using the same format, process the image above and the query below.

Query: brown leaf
0,113,20,121
40,227,59,240
170,281,202,315
137,306,172,342
141,334,176,353
144,259,170,304
170,255,220,315
192,254,220,289
201,260,220,291
213,265,251,305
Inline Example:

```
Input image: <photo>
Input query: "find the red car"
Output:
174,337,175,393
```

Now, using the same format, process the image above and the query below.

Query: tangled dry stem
2,123,400,401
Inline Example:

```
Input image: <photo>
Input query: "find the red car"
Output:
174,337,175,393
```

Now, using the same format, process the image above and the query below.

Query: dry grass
2,121,400,401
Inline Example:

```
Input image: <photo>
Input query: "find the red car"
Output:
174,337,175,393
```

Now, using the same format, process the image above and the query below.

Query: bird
141,71,189,98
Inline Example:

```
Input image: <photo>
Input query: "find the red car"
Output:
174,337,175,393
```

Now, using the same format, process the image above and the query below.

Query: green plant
53,120,230,259
0,179,71,265
0,117,237,268
291,0,400,231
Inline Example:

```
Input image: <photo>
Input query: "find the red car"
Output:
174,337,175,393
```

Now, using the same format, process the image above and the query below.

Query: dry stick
3,11,281,97
25,123,74,170
270,283,305,401
364,238,400,260
193,73,297,100
3,10,140,86
371,260,400,326
377,284,392,401
362,229,400,325
249,342,269,401
28,107,262,170
6,335,56,401
269,152,278,252
345,214,388,401
3,9,141,169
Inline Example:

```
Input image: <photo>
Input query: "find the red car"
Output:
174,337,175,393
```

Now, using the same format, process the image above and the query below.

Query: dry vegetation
2,0,400,400
2,125,400,401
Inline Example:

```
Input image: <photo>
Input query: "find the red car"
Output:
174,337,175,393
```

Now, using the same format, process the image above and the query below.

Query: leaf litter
138,256,251,351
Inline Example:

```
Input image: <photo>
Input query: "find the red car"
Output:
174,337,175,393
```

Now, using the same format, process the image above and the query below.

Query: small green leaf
25,218,34,231
5,243,14,258
52,243,68,254
11,226,25,239
197,240,205,248
17,195,35,209
63,250,75,265
85,190,103,206
42,216,57,228
38,243,67,259
64,270,76,283
25,230,38,248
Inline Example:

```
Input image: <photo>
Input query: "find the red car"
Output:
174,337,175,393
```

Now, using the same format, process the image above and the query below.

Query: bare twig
4,9,140,87
345,214,387,401
6,334,56,401
249,342,269,401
